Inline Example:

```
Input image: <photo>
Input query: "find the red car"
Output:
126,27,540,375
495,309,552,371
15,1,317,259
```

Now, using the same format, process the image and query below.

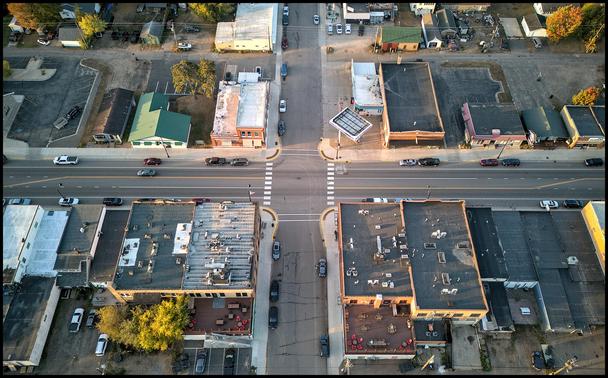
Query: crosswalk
327,162,335,206
263,162,273,206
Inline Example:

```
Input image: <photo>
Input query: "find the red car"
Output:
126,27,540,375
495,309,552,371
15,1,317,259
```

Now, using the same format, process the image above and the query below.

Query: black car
269,306,279,329
223,349,235,375
584,158,603,167
282,14,289,26
205,157,227,166
320,335,330,358
278,120,286,136
532,351,546,370
85,309,98,328
270,280,279,302
103,197,123,206
230,158,249,166
184,25,201,33
502,158,520,167
130,33,139,43
563,199,584,208
65,105,82,120
418,157,440,166
318,258,327,278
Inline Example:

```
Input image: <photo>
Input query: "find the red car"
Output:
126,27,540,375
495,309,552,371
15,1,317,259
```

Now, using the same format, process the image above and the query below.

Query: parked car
279,99,287,113
281,63,287,80
192,197,211,204
502,158,520,167
336,23,343,34
177,42,192,50
539,200,559,209
69,308,85,333
272,241,281,261
59,197,80,206
345,23,351,34
137,169,156,177
205,157,227,166
37,38,51,46
563,200,584,208
86,309,98,328
532,351,546,370
53,116,69,130
255,66,262,75
399,159,417,166
320,335,330,358
584,158,603,167
318,258,327,278
53,155,79,165
231,158,249,166
327,23,333,34
223,349,235,375
269,306,279,329
283,5,289,16
65,105,82,120
184,25,200,33
358,24,364,36
195,350,207,374
313,14,320,25
7,198,32,205
532,37,542,49
281,35,288,49
480,158,499,166
278,120,286,136
418,157,440,166
96,334,109,356
270,280,280,302
144,157,162,165
103,197,123,206
282,14,289,26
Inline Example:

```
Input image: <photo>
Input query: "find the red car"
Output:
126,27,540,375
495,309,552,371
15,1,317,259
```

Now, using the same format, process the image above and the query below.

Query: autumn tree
171,59,216,97
571,86,601,106
189,3,235,22
7,3,61,30
197,59,216,98
96,305,135,345
580,3,605,53
546,4,583,41
77,13,107,39
3,60,11,79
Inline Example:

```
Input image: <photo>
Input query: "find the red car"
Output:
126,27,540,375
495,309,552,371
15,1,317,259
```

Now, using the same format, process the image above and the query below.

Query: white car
345,24,351,34
37,38,51,46
532,37,542,49
327,23,333,34
399,159,417,166
59,197,80,206
69,308,85,333
336,23,343,34
539,200,559,209
279,100,286,113
53,155,79,165
283,5,289,16
313,15,320,25
96,334,109,356
177,42,192,50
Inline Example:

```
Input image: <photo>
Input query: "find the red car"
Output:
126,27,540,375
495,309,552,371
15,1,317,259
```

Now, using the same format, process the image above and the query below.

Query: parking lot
182,346,251,375
4,56,96,147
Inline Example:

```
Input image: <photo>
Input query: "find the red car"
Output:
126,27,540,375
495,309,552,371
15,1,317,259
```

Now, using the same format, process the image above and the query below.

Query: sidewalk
318,138,604,163
320,207,345,375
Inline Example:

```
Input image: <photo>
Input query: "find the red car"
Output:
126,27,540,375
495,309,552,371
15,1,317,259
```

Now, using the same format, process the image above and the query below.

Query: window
453,313,464,317
156,141,161,145
143,141,153,146
350,299,358,304
254,132,259,137
242,293,248,297
188,293,195,297
241,131,246,137
174,142,182,146
133,141,141,146
195,293,202,297
236,293,242,297
205,293,212,297
369,300,374,305
399,300,407,304
247,131,251,136
219,293,225,297
435,313,445,317
418,313,428,317
469,313,481,317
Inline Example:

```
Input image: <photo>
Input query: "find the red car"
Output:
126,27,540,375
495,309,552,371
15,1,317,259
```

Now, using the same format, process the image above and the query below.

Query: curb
261,207,279,239
265,148,281,161
318,140,336,161
320,206,335,221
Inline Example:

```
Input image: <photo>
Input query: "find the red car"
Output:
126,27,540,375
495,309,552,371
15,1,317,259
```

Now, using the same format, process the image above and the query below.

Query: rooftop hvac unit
441,273,451,285
226,247,230,253
440,232,447,238
450,288,458,295
424,243,437,249
441,288,450,294
175,257,182,265
399,244,407,250
381,281,389,288
457,242,469,249
147,260,155,273
567,256,579,265
375,225,381,230
164,233,171,239
182,224,187,231
437,252,446,264
137,260,144,269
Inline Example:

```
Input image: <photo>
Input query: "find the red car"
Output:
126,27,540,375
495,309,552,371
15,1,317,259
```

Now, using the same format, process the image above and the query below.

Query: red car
144,158,162,165
480,159,499,166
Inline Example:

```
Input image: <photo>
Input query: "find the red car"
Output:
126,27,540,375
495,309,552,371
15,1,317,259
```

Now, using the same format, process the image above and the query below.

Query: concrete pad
451,324,482,370
500,17,524,39
4,57,56,81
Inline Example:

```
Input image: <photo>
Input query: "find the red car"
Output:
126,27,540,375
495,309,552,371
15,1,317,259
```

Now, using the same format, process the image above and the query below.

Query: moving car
37,38,51,46
562,199,584,208
318,258,327,278
281,63,287,80
59,197,80,206
418,157,440,166
272,241,281,261
231,158,249,166
7,198,32,205
205,157,227,166
103,197,123,206
195,350,207,374
539,200,559,209
144,157,162,165
223,349,235,375
532,37,542,49
480,158,499,166
69,308,85,333
336,23,343,34
313,14,320,25
270,280,280,302
53,155,79,165
177,42,192,51
320,335,330,358
399,159,417,166
137,169,156,177
502,158,520,167
269,306,279,329
96,334,108,357
279,99,287,113
86,309,98,328
345,23,351,34
584,158,603,167
278,120,286,136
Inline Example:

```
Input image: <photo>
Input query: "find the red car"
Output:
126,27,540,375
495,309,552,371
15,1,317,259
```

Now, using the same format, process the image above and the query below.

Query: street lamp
248,184,255,202
159,137,170,158
496,138,511,160
57,183,66,199
426,185,431,200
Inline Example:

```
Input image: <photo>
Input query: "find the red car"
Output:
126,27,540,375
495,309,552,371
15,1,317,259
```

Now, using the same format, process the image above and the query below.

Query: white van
327,23,333,35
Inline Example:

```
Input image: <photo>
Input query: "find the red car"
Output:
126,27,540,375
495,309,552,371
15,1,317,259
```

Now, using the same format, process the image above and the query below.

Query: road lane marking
265,181,272,185
327,191,334,195
277,219,320,222
266,162,274,166
327,196,334,200
266,167,273,171
327,201,335,206
327,172,334,176
264,196,271,200
277,213,321,216
264,186,272,190
327,186,334,190
263,201,271,205
264,191,272,195
335,177,480,180
327,163,334,166
327,167,334,171
3,176,68,188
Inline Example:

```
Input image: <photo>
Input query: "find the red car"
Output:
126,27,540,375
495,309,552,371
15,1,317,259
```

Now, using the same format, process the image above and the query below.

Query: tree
135,296,189,352
580,4,605,53
197,59,216,99
97,306,134,344
77,13,107,39
3,60,11,79
7,3,61,30
571,87,601,106
171,59,216,97
189,3,235,22
546,5,583,41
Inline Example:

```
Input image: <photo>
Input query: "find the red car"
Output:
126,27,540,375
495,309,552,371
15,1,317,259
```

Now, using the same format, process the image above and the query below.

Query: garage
58,27,83,47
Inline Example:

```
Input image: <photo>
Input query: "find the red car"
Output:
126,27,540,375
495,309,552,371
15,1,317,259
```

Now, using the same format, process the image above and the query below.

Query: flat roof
234,3,277,41
113,201,196,290
381,63,443,133
183,202,257,290
90,210,130,283
352,62,383,108
3,276,56,363
237,82,269,129
466,103,526,136
564,105,605,137
467,208,508,280
590,201,605,231
492,211,537,282
520,212,569,269
212,82,240,138
537,268,575,330
339,203,413,298
523,13,544,30
403,201,487,311
485,282,514,330
521,107,569,138
3,205,39,272
57,205,103,254
413,320,448,344
329,107,374,142
99,88,134,136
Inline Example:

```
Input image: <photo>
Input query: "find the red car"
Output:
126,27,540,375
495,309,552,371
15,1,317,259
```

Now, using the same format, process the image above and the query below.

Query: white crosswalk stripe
263,201,271,205
327,162,336,206
327,162,335,166
264,191,272,195
266,162,273,166
263,163,273,206
327,201,335,206
264,196,271,200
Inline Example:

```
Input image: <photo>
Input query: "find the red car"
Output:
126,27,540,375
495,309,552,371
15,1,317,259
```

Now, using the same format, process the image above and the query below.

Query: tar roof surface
3,277,56,362
339,203,413,297
57,205,103,254
381,63,443,133
100,88,134,136
403,201,486,311
492,211,537,282
565,106,605,136
413,320,448,343
467,208,508,280
90,210,129,283
467,103,526,136
485,282,514,329
113,202,196,290
521,107,569,138
520,212,569,269
537,268,575,329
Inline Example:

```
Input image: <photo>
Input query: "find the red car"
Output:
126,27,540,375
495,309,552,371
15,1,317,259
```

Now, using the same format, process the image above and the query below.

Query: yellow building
582,201,605,274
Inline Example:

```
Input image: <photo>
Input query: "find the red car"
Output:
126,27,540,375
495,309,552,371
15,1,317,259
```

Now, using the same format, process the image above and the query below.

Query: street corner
265,147,281,161
317,139,337,161
320,206,336,221
260,207,279,238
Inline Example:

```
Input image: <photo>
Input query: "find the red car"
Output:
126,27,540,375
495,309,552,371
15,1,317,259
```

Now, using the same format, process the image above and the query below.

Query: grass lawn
175,95,215,147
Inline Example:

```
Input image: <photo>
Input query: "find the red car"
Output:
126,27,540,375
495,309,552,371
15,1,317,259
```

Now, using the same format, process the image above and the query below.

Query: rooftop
234,3,276,41
492,211,537,282
90,210,130,284
380,63,443,133
339,203,413,298
57,205,103,255
140,21,163,38
213,82,269,138
113,201,196,290
412,319,448,345
128,92,191,143
329,107,374,143
3,205,40,273
521,106,569,139
435,8,457,29
563,105,605,137
98,88,135,136
182,202,257,290
58,27,82,41
589,201,605,232
523,13,545,30
186,298,253,336
403,201,487,311
467,208,508,280
212,82,240,138
351,62,383,108
464,103,527,136
381,26,422,44
483,282,514,331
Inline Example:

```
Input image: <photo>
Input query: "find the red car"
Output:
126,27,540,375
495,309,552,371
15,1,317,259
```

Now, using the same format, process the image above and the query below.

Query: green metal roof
128,92,191,143
521,107,568,138
382,26,422,44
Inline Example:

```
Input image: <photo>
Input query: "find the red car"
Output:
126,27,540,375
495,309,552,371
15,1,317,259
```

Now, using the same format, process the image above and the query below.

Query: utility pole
159,136,170,158
57,183,66,200
496,138,511,160
374,26,380,53
426,185,431,200
248,184,255,202
549,356,577,375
